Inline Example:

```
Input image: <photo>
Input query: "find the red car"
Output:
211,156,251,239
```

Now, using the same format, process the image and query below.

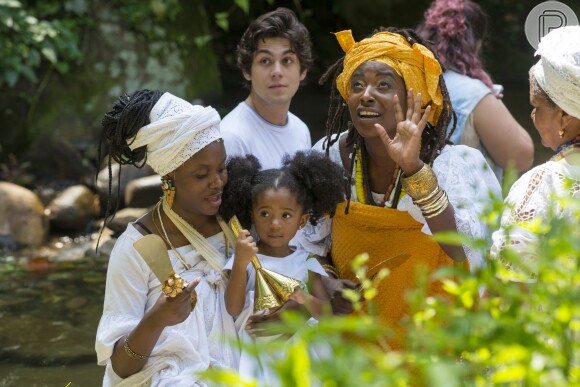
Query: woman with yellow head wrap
291,27,501,349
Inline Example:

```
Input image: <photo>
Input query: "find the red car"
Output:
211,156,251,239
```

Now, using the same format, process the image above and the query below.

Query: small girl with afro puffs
221,150,348,383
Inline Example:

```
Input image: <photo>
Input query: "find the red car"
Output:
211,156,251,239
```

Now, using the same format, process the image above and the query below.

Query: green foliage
0,0,82,87
202,188,579,386
0,0,181,88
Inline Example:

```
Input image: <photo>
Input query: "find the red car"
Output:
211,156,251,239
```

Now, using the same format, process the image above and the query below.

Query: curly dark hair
97,89,163,234
236,7,313,88
318,27,455,208
220,150,348,229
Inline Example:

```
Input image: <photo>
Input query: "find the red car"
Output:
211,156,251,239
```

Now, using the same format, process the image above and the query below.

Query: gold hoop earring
161,177,175,208
559,128,565,138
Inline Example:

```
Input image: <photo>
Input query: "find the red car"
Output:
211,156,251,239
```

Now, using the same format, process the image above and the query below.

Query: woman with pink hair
418,0,534,181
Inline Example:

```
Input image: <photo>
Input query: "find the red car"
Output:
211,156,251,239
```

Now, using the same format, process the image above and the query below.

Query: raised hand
375,89,431,175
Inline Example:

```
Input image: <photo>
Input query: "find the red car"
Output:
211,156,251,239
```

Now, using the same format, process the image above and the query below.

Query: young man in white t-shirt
221,7,313,170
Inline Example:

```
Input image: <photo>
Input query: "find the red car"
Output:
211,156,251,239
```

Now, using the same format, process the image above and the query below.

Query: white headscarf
127,92,222,176
533,26,580,120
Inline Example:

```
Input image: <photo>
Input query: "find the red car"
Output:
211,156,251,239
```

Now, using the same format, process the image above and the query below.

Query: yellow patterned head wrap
335,29,443,126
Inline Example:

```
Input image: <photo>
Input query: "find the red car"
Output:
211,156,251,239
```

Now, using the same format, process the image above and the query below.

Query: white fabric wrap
128,92,222,176
533,26,580,120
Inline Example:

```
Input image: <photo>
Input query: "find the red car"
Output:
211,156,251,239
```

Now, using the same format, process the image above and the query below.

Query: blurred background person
418,0,534,181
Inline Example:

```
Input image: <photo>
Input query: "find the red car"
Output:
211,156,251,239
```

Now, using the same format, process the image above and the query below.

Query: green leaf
193,34,211,48
0,0,23,8
41,46,57,63
491,364,526,383
442,279,460,295
432,231,470,246
215,12,229,31
234,0,249,14
19,65,37,81
289,340,310,386
5,69,18,86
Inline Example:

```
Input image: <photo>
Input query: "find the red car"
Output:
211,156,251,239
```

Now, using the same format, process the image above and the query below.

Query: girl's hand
234,229,258,268
245,301,300,339
288,288,307,305
146,277,201,328
375,88,431,175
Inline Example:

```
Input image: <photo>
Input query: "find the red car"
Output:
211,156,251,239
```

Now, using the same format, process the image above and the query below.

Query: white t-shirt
220,102,312,170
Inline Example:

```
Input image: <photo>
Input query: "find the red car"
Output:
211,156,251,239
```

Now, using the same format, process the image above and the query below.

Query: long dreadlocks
96,89,163,246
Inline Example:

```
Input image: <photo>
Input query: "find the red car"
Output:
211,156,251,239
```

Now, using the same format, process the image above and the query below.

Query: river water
0,237,107,386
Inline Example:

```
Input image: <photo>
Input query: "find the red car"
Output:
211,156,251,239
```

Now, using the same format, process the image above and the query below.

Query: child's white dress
224,248,327,384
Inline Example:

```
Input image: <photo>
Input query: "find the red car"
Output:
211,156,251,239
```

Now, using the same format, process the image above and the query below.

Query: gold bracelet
417,188,445,211
401,163,438,200
423,201,448,218
124,336,149,360
421,190,448,215
321,264,339,278
413,185,443,206
422,191,449,219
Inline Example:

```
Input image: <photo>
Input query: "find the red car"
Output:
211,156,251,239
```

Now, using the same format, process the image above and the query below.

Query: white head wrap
533,26,580,120
127,92,222,176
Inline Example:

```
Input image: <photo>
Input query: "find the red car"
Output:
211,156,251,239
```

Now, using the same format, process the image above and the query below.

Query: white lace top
295,136,502,271
490,151,580,282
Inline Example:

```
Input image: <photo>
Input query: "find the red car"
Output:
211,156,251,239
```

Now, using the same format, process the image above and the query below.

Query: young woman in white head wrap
95,90,238,386
490,26,580,282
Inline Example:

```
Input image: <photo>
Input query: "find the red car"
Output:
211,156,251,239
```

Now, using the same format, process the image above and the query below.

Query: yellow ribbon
334,29,443,126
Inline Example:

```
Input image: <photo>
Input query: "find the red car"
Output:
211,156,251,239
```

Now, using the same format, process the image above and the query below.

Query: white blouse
95,224,238,386
490,151,580,282
296,135,502,271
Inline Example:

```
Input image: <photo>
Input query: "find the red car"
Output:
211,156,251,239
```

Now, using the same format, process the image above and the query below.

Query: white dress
296,136,502,271
490,150,580,282
95,224,238,387
224,249,327,385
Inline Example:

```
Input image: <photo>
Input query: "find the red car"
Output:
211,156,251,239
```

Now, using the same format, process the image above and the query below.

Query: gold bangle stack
124,336,149,360
414,186,449,219
401,163,449,219
321,264,339,278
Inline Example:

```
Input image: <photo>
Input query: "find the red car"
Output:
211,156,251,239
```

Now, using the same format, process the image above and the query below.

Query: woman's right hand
146,277,201,328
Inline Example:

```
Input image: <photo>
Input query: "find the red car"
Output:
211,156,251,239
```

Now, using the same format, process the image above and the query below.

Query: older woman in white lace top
490,26,580,282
